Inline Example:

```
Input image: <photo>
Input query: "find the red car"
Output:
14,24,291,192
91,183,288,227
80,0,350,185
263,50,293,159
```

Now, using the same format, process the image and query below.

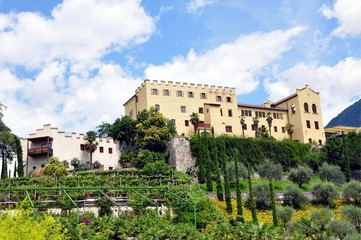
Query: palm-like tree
252,117,259,138
266,112,273,137
189,112,200,134
240,115,246,138
285,123,295,140
84,131,98,167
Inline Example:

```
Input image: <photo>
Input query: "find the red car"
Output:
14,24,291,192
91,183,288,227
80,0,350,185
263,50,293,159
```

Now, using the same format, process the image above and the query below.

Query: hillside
326,99,361,127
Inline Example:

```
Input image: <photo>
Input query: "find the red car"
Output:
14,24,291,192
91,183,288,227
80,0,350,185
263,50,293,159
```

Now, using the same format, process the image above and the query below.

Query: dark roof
271,93,297,106
123,95,136,106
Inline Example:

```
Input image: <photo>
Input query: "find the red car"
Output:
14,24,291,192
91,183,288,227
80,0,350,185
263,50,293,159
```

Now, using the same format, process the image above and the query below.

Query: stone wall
167,136,195,172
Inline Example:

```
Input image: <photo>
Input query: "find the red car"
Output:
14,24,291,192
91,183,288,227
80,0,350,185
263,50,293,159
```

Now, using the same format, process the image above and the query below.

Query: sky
0,0,361,137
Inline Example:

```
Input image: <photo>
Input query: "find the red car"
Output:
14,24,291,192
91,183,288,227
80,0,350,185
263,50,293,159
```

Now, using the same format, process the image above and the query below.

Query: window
318,140,322,146
304,103,309,112
200,93,206,99
151,88,158,95
108,148,113,154
314,121,319,129
256,111,265,118
228,109,233,117
273,113,284,119
225,125,233,132
309,138,312,143
33,166,36,170
220,109,223,116
312,104,317,113
185,120,189,126
80,144,85,150
217,96,222,102
241,110,252,117
251,124,257,131
129,110,133,118
155,104,160,111
226,96,232,103
135,95,138,102
181,106,186,113
188,91,194,98
306,120,311,128
177,90,183,97
41,163,46,168
199,107,204,114
243,124,247,130
274,126,278,132
163,89,170,96
282,127,286,133
100,146,104,153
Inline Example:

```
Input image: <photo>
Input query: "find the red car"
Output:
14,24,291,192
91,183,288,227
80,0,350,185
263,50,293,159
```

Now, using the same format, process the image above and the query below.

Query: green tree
253,183,271,210
14,136,24,177
283,184,308,209
258,159,283,180
84,130,98,166
233,149,244,222
43,156,68,178
320,136,343,167
341,205,361,232
343,180,361,205
310,208,333,231
319,162,346,185
221,140,232,214
204,130,213,192
97,116,137,144
196,131,206,183
142,160,174,175
311,182,339,206
269,180,278,226
288,166,313,188
329,220,357,239
136,107,171,152
211,127,223,201
189,112,200,134
285,123,294,140
247,163,258,224
277,206,294,227
266,112,273,137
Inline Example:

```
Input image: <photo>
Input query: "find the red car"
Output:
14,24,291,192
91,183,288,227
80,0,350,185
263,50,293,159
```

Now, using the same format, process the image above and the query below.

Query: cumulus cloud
264,57,361,125
0,0,154,136
145,26,306,94
186,0,217,15
321,0,361,37
0,0,155,68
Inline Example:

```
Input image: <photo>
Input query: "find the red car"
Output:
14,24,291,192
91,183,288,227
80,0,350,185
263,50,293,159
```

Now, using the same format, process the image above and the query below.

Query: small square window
274,126,278,132
200,93,206,99
151,88,158,95
163,89,170,96
314,121,319,130
109,148,113,154
220,109,223,116
306,120,311,128
225,125,233,133
188,91,194,98
100,146,104,153
177,90,183,97
282,127,286,133
33,166,36,170
318,140,322,145
199,107,204,114
155,104,160,111
181,106,186,113
185,120,189,126
226,97,232,103
217,96,222,102
80,144,85,150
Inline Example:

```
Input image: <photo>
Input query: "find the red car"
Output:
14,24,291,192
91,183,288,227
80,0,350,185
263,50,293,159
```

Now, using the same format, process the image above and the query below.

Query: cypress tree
13,162,17,178
204,129,213,191
222,140,232,214
247,163,258,224
14,137,24,177
1,150,8,179
212,128,223,200
234,148,244,222
269,179,278,226
197,131,206,183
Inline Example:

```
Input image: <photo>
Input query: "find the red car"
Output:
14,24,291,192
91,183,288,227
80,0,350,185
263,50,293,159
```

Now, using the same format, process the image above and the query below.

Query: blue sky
0,0,360,136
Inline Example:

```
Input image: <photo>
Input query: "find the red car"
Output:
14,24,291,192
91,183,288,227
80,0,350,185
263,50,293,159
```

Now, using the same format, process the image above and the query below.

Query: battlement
135,79,236,93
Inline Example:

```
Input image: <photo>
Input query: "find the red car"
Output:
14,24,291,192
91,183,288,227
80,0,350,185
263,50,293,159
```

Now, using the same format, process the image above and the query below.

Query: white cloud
321,0,361,37
145,26,306,94
0,0,155,68
264,57,361,125
186,0,217,15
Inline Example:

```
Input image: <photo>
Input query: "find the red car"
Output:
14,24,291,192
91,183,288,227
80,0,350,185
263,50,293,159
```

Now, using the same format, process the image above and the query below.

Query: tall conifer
212,128,223,200
222,139,232,214
247,163,258,224
204,129,213,191
197,130,206,183
234,149,244,222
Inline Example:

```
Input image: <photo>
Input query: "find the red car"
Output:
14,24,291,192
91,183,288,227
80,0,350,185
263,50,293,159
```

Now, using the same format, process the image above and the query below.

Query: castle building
21,124,121,175
124,79,325,145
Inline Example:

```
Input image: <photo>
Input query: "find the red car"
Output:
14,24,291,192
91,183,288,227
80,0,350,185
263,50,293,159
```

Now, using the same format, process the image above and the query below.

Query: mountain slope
326,99,361,127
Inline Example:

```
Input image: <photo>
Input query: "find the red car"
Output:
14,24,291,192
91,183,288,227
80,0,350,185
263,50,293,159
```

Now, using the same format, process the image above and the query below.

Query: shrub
341,205,361,232
311,182,339,206
310,208,333,231
288,166,313,188
258,159,283,180
142,160,174,176
329,220,357,239
253,183,271,210
343,180,361,205
318,162,346,185
345,233,361,240
277,206,294,227
136,150,167,168
227,161,247,181
283,184,308,209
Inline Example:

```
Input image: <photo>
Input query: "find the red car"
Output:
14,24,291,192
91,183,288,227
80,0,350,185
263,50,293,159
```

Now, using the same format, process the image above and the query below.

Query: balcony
28,147,53,157
197,123,211,129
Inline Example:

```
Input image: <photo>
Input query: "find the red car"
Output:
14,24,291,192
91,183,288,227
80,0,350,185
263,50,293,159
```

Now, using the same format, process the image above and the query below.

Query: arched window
304,103,309,113
312,104,317,113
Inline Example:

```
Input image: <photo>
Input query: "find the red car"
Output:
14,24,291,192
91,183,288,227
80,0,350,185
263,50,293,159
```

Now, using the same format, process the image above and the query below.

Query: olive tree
288,166,313,188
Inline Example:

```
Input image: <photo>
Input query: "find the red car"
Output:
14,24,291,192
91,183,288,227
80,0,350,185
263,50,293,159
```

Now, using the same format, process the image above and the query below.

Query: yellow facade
124,80,326,145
